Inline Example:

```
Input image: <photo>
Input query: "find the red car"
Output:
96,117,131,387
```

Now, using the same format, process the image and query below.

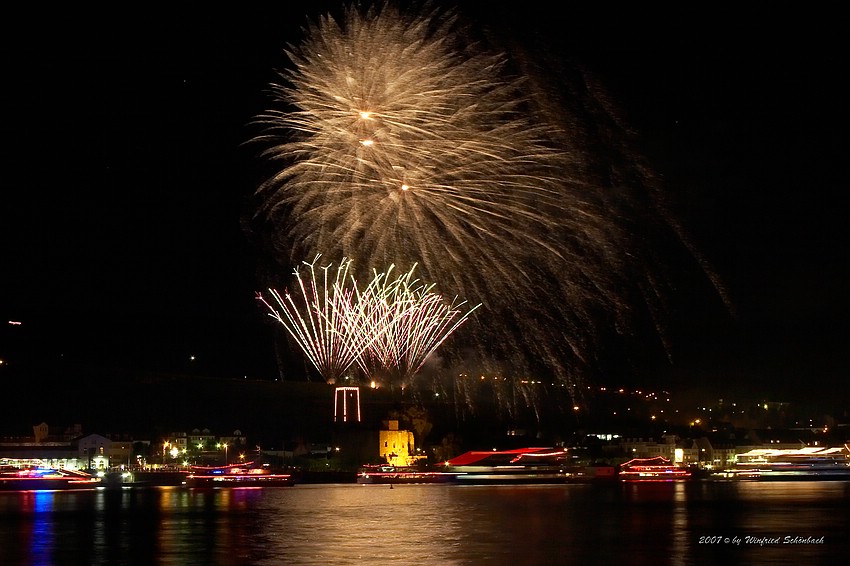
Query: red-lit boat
618,456,691,481
185,463,294,488
443,447,574,484
0,466,101,491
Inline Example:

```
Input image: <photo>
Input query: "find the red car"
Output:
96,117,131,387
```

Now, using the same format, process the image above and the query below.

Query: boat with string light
185,462,294,488
0,465,101,491
618,456,691,481
356,464,456,484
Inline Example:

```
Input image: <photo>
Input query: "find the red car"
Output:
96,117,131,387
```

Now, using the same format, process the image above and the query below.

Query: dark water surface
1,481,848,565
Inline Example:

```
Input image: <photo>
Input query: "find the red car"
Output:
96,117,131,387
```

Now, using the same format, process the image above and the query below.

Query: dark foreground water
1,481,849,565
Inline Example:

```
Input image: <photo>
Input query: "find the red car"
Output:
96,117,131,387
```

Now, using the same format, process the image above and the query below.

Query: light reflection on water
0,481,848,565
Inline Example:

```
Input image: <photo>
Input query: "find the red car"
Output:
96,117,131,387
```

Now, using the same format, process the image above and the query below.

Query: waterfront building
78,434,111,470
619,437,677,462
379,420,417,467
1,427,148,471
188,428,216,450
0,436,93,471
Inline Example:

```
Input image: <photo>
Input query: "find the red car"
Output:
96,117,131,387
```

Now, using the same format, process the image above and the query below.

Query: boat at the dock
618,456,691,481
185,463,294,488
356,464,456,484
0,465,100,491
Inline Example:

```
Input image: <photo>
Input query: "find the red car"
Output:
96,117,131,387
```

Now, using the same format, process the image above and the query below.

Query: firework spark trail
354,263,480,388
251,2,723,406
259,256,479,389
256,256,373,384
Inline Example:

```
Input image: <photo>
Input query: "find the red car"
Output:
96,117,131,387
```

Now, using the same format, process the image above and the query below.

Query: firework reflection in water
250,2,723,409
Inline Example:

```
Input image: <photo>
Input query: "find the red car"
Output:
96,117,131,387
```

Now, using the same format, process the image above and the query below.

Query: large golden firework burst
250,2,722,413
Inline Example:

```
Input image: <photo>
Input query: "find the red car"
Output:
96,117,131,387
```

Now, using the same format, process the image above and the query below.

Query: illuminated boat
185,463,294,488
102,469,189,487
618,456,691,481
356,464,456,484
0,466,101,491
443,447,573,484
728,447,850,480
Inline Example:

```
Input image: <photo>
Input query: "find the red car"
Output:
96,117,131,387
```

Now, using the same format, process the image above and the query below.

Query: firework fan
354,263,480,390
258,256,479,390
250,2,722,407
256,256,371,384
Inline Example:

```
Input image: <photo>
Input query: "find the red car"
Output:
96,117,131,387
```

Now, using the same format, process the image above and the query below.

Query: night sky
2,3,848,406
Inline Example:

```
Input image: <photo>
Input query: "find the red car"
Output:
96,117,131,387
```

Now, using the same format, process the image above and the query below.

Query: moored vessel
185,463,294,488
618,456,691,481
356,464,456,484
0,465,100,491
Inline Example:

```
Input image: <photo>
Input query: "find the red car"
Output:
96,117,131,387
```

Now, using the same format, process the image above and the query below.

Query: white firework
355,263,480,389
256,256,369,384
258,256,479,390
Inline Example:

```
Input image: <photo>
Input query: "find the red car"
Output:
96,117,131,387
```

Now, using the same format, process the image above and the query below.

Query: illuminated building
379,420,415,467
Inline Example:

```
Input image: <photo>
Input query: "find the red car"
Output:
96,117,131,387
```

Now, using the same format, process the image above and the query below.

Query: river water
1,481,848,565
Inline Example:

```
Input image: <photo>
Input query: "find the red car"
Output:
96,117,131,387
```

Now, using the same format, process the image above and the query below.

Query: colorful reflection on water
1,481,848,565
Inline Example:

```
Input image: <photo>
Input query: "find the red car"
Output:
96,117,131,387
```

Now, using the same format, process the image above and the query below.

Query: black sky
2,3,848,402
